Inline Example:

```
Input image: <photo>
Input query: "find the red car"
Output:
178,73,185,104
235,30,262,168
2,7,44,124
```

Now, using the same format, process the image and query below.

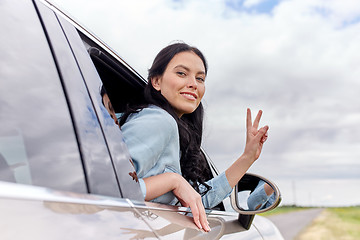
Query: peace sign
245,108,269,161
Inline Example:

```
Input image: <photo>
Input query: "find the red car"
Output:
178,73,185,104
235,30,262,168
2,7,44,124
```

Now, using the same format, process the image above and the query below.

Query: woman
119,42,269,232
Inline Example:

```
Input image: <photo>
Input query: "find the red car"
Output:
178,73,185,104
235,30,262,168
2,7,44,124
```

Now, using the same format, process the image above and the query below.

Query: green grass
330,207,360,223
288,206,360,240
326,207,360,239
257,206,360,239
259,205,311,216
258,206,360,239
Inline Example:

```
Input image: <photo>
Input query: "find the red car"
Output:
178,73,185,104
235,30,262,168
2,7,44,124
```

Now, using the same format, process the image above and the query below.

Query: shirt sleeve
200,172,233,209
247,180,276,210
138,178,147,198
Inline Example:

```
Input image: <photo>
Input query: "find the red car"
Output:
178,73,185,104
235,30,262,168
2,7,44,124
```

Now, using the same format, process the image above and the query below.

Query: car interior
79,32,146,113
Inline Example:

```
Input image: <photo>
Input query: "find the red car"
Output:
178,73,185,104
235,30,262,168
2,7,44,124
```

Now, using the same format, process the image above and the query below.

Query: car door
45,3,144,201
34,0,122,198
0,0,86,193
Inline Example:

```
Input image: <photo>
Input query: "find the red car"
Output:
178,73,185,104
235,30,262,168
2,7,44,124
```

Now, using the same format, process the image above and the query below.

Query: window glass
70,31,145,200
0,0,87,193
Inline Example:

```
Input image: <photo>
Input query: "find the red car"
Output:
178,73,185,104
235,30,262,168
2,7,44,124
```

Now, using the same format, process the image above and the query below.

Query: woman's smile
180,91,198,101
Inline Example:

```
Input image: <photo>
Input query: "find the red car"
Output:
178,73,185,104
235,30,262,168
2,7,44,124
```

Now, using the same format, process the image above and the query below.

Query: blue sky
225,0,281,14
51,0,360,207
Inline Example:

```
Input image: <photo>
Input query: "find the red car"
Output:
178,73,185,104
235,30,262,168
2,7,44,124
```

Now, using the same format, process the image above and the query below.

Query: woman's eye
177,71,186,76
197,77,205,82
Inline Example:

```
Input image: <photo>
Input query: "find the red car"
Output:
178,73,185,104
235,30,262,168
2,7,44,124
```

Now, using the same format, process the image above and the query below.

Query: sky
50,0,360,207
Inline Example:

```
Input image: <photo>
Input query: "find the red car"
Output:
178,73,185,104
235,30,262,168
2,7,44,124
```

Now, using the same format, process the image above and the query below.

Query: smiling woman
117,42,270,232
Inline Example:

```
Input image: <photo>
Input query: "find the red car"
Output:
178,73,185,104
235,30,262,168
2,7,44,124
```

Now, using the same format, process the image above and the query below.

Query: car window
0,0,87,193
73,31,146,201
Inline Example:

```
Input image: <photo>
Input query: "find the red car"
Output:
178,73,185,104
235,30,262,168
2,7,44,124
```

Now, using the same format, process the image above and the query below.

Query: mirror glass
231,173,281,213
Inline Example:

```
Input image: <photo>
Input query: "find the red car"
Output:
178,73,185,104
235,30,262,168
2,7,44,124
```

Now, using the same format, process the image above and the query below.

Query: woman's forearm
225,154,255,188
143,172,178,201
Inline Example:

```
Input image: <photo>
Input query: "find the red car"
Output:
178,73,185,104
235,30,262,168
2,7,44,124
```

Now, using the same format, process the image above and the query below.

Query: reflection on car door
53,10,144,201
35,0,121,197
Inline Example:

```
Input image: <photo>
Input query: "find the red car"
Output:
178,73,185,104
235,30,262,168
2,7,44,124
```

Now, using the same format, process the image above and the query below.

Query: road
267,208,324,240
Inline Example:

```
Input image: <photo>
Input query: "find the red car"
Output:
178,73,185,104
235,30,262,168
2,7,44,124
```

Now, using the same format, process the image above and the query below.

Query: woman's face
151,51,206,117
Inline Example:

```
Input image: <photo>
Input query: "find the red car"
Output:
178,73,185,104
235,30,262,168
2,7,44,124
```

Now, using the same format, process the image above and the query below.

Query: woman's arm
189,109,268,209
225,108,269,188
143,173,211,232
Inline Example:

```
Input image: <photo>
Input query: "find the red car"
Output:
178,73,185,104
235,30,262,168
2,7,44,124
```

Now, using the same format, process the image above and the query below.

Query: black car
0,0,283,239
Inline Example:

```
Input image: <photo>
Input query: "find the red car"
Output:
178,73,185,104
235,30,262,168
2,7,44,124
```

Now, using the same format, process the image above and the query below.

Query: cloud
243,0,268,8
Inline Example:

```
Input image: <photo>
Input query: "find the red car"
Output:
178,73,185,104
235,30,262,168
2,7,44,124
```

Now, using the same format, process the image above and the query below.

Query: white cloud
243,0,268,8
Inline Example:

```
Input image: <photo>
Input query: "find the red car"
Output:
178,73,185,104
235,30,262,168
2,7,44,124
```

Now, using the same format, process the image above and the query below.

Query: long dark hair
120,42,212,193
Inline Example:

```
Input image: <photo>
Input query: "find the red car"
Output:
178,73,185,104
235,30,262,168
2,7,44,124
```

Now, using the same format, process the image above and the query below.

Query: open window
78,32,146,113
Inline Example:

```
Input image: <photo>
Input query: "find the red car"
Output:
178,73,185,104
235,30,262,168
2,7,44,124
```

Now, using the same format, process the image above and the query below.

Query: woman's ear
151,76,162,91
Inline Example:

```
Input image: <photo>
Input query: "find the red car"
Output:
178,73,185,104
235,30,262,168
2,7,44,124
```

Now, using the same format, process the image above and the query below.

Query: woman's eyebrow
174,64,190,71
175,65,205,75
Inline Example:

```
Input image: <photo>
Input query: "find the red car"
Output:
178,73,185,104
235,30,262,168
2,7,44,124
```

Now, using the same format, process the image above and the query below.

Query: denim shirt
119,105,233,208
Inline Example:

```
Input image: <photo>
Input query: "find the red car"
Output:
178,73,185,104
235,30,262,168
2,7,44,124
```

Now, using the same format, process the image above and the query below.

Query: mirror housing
230,173,281,229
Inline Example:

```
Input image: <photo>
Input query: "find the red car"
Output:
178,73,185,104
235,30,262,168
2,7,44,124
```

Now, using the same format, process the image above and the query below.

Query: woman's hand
172,174,211,232
244,108,269,161
225,108,269,188
143,173,211,232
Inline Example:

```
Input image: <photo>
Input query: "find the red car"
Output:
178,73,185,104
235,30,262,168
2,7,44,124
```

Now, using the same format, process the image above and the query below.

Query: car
0,0,284,239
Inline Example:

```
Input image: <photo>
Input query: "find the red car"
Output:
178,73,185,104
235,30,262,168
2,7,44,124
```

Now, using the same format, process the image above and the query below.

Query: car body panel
0,181,267,240
0,182,157,240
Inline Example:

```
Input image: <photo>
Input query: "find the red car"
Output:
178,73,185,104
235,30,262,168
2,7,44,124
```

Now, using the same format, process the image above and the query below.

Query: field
260,206,360,240
259,205,311,216
295,207,360,240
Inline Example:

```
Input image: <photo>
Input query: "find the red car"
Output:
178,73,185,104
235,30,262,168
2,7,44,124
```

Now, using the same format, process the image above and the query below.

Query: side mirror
230,173,281,229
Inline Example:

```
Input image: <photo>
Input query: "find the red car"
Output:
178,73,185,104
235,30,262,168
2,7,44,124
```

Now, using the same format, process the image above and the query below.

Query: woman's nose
187,76,198,89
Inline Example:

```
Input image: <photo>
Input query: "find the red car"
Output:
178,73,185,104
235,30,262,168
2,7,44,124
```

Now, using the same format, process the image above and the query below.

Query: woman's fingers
244,108,269,160
246,108,263,131
189,198,211,232
173,177,210,232
197,200,211,232
253,110,262,130
189,202,201,230
246,108,252,130
256,126,269,142
261,131,268,143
